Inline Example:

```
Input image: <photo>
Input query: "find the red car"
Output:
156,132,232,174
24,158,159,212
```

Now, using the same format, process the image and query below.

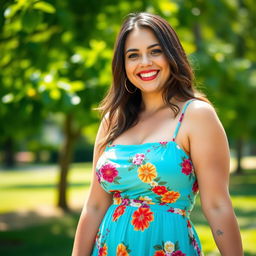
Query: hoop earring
125,79,137,94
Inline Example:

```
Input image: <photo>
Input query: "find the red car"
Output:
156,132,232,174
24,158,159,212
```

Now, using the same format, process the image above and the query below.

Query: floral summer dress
91,99,203,256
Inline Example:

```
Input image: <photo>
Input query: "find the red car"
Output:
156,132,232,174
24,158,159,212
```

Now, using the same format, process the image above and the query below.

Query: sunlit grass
0,163,92,213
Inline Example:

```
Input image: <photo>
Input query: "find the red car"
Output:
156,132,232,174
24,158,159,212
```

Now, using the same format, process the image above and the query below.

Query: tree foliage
0,0,255,208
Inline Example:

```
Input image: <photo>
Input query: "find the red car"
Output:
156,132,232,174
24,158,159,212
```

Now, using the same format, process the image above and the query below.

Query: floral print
161,191,180,204
138,163,157,183
164,241,175,253
187,219,202,255
152,185,168,195
153,240,186,256
92,100,202,256
96,163,121,188
100,163,119,182
154,251,165,256
98,244,108,256
192,180,199,194
116,243,131,256
129,153,182,206
94,229,110,256
172,251,186,256
132,153,146,165
131,207,154,231
167,207,187,217
112,205,126,221
181,158,193,176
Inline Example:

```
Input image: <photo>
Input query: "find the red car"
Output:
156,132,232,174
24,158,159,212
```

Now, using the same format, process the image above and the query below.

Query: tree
1,0,255,211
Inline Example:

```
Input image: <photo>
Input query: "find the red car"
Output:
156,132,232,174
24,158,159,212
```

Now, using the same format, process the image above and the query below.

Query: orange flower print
116,243,130,256
137,163,157,183
111,190,122,204
153,250,165,256
152,185,168,195
161,191,180,204
113,205,126,221
139,196,154,205
131,207,154,231
98,243,107,256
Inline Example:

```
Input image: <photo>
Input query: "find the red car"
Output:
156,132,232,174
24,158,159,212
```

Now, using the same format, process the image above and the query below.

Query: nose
140,54,152,66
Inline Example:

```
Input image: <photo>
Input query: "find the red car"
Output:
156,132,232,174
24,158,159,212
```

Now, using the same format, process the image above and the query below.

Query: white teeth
140,71,158,78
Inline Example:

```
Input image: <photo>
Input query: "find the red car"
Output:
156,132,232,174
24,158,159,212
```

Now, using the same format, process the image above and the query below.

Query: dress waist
112,195,190,218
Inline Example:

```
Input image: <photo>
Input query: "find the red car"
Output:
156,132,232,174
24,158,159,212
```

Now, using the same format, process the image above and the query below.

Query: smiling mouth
137,70,159,81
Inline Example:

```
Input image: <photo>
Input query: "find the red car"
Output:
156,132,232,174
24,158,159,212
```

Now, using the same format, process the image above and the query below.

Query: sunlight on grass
232,197,256,209
196,225,219,255
241,229,256,254
0,163,92,213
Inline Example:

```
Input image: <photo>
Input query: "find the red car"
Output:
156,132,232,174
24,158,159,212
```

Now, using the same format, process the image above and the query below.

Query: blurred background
0,0,255,255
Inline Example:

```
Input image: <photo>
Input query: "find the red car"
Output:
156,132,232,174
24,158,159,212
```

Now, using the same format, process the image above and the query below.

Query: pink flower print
192,180,199,193
122,198,130,206
179,113,184,122
100,163,118,183
96,171,102,183
113,191,121,198
132,153,145,165
181,159,193,175
159,141,168,146
171,250,186,256
167,207,175,213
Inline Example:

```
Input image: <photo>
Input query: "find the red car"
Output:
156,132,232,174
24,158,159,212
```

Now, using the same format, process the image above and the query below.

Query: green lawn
0,163,255,255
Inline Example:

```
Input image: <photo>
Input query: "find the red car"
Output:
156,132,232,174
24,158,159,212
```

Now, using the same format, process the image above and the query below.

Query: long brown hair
96,12,208,151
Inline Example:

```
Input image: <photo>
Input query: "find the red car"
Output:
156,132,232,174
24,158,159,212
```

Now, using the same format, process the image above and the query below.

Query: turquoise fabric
91,99,203,256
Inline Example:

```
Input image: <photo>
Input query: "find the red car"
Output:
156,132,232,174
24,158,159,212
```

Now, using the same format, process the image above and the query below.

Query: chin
140,86,162,93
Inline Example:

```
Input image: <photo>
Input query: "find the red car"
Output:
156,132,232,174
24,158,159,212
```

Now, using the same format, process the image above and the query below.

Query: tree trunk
235,138,243,174
193,23,202,52
3,136,15,168
57,113,80,211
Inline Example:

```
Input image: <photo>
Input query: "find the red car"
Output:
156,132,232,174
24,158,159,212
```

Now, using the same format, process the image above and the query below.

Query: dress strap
172,99,195,141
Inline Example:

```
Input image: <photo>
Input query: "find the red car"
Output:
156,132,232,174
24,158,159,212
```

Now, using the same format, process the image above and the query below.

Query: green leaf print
175,241,180,250
158,181,167,185
153,244,163,250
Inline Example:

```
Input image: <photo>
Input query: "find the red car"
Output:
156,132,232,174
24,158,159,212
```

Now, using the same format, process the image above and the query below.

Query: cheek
125,61,136,77
160,59,171,76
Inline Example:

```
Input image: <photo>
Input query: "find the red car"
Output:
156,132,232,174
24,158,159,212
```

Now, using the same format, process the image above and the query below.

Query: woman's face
124,27,171,94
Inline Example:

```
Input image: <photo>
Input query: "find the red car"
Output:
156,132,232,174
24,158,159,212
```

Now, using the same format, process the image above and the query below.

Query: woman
72,12,243,256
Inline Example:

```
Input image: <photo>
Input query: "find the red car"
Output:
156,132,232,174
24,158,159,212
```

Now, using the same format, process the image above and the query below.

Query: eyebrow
125,43,160,54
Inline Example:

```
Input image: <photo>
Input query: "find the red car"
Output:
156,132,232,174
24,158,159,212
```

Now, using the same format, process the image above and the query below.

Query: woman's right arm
71,117,113,256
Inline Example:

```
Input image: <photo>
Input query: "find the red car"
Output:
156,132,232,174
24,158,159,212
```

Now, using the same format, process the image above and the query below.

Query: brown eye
128,53,139,59
151,49,162,55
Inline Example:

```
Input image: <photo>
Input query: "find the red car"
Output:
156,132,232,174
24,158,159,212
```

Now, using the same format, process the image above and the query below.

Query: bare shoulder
185,99,227,146
187,100,217,119
185,100,222,130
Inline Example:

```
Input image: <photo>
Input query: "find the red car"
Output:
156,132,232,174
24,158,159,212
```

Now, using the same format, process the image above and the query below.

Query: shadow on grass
0,210,80,256
1,182,91,190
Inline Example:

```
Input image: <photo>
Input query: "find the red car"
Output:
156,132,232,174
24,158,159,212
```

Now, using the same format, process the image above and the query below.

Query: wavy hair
96,12,208,151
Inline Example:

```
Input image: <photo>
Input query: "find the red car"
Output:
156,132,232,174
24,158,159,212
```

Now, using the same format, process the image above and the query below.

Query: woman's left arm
188,101,243,256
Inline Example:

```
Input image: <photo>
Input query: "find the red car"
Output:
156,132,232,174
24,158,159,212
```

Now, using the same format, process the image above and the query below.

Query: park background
0,0,255,255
